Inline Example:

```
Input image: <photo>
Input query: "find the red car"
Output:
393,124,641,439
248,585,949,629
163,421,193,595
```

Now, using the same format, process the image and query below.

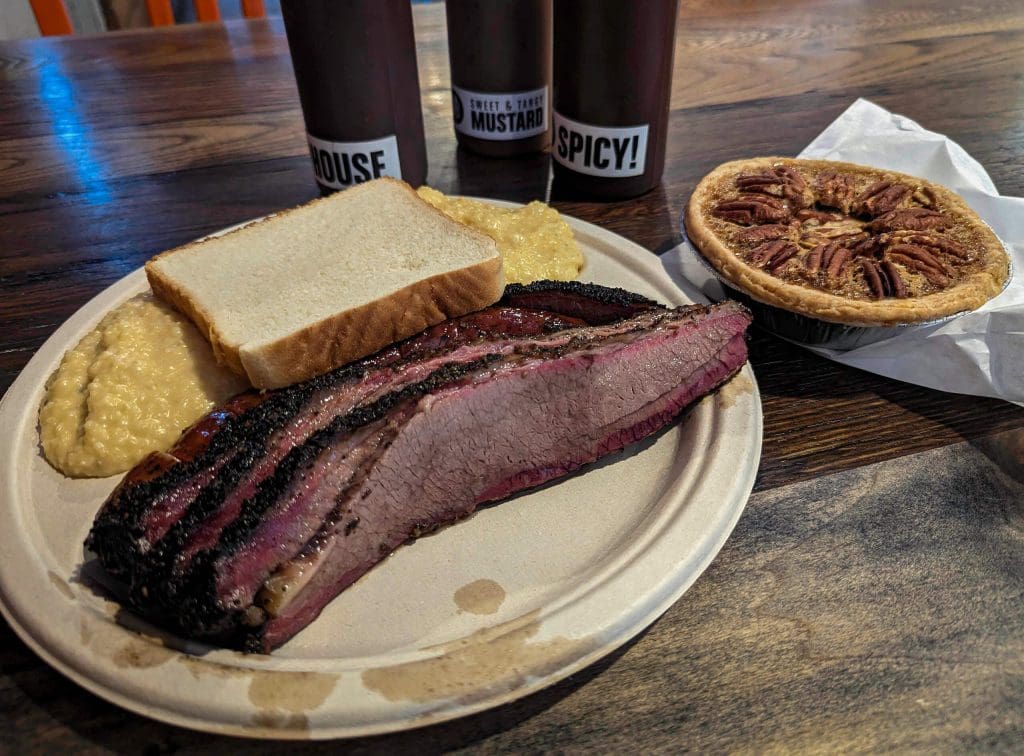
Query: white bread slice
145,178,504,389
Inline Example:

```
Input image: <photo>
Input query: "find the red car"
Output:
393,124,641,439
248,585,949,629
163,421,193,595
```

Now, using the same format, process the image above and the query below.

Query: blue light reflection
36,55,112,205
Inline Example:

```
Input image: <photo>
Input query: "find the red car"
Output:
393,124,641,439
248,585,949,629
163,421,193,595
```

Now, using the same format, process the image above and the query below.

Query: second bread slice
146,178,504,389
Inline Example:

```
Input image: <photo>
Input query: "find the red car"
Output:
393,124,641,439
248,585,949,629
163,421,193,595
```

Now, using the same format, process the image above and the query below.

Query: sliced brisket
500,280,663,324
85,283,750,652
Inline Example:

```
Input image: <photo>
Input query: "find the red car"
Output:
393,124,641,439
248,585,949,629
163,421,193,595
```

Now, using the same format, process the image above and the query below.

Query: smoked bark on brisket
86,282,751,652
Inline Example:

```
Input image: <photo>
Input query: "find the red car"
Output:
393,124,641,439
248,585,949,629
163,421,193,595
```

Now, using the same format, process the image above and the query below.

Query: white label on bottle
552,112,649,178
452,85,548,141
306,133,402,189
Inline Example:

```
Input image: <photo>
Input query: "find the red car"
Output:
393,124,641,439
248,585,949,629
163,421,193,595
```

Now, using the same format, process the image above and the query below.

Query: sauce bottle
446,0,552,157
281,0,427,193
551,0,679,199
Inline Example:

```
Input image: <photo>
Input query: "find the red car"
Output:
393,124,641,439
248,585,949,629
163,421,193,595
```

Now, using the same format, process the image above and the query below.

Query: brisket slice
251,303,750,652
500,280,662,324
85,284,748,652
88,283,656,586
146,310,679,635
200,311,677,617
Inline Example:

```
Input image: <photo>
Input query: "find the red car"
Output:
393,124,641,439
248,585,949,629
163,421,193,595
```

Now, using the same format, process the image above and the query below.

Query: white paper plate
0,209,762,739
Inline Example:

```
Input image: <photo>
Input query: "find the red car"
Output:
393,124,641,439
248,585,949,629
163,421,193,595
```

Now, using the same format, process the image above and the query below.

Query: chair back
29,0,267,35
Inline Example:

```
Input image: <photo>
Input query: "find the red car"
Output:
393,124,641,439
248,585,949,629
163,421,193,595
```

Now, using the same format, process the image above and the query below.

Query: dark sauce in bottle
446,0,552,157
282,0,427,193
552,0,679,199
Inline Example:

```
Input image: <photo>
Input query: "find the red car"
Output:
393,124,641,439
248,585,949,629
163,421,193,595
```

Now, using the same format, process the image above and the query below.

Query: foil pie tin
680,228,1014,352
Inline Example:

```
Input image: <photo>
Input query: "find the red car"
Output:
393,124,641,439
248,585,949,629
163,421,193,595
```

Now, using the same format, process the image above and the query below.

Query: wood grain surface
1,1,1022,751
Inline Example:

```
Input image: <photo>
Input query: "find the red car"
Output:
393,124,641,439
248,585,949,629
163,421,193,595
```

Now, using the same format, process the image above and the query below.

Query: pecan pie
685,157,1010,327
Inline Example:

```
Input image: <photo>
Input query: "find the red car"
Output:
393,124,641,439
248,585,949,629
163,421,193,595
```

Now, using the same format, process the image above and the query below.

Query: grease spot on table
454,578,506,615
717,372,753,409
48,570,74,600
362,610,596,703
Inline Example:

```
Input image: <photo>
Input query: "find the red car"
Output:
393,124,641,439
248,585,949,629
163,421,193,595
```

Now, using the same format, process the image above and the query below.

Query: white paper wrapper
667,98,1024,406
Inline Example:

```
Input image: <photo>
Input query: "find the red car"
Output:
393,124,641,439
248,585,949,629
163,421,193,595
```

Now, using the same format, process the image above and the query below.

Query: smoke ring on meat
85,282,752,652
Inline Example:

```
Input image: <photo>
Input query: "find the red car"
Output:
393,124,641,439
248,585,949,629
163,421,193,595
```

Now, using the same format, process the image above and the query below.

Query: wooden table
2,2,1023,751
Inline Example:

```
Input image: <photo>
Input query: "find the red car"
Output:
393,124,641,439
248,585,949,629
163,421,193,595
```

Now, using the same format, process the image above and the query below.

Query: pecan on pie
684,157,1010,326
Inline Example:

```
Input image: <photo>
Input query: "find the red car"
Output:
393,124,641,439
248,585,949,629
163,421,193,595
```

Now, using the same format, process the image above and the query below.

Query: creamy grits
39,293,249,478
417,186,584,284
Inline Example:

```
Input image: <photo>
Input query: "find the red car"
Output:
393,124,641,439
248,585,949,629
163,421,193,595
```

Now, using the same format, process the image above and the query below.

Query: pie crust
684,157,1010,326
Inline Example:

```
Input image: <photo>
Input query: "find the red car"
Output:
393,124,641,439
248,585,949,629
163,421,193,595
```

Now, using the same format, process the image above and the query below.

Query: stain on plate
48,570,75,600
248,670,338,732
717,372,753,409
111,637,175,669
362,610,596,704
453,578,506,615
